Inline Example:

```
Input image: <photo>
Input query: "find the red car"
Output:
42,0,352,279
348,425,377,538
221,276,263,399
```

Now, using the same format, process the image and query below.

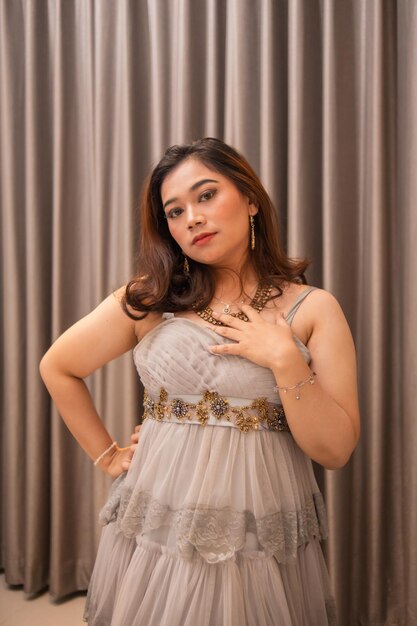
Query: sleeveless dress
83,286,338,626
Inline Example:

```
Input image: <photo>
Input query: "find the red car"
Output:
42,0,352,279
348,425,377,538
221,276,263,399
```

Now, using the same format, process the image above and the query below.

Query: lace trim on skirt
98,475,328,564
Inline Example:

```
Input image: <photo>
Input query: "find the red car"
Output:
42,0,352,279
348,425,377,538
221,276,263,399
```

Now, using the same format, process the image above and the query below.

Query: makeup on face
161,159,258,268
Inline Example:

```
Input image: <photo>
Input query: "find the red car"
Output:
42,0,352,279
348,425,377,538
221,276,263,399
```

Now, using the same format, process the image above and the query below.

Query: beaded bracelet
93,441,118,466
274,372,317,400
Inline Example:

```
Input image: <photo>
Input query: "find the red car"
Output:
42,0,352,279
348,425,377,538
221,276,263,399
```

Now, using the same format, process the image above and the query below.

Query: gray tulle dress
84,286,338,625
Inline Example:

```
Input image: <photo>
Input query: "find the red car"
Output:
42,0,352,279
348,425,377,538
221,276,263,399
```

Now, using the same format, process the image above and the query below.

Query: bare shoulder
301,288,351,337
299,287,351,340
273,282,342,315
113,286,164,342
40,285,139,378
72,284,139,346
299,287,357,381
300,286,346,321
271,283,350,347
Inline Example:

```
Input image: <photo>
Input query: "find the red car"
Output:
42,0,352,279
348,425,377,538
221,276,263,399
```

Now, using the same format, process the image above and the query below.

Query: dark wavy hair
122,137,310,319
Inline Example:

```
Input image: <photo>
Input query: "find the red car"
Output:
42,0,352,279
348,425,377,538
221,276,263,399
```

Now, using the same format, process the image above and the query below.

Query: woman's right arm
39,287,139,476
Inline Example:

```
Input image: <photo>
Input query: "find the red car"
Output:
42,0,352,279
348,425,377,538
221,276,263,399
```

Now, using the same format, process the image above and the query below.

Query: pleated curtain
0,1,416,625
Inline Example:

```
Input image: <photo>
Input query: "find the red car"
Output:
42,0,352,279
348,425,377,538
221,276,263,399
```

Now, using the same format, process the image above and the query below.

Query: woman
40,137,360,625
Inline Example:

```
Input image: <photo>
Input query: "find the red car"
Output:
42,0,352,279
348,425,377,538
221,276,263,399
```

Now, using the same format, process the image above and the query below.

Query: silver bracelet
274,371,317,400
94,441,117,466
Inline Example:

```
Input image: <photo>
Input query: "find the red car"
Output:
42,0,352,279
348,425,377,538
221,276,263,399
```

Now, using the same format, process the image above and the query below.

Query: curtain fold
397,3,417,624
1,1,415,623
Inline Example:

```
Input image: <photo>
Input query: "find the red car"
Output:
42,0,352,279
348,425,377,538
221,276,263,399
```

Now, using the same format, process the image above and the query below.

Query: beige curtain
1,1,416,624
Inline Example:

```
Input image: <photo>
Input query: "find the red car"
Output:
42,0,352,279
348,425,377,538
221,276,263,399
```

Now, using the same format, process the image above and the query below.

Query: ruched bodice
133,316,312,404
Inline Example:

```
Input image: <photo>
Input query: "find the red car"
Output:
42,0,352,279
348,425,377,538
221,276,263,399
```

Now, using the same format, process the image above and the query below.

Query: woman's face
160,158,258,269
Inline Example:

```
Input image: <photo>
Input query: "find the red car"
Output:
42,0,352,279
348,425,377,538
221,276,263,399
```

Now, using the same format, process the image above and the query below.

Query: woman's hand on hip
98,424,142,477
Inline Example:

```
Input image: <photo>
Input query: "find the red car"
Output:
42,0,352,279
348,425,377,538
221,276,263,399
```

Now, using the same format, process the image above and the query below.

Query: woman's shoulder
297,285,343,313
288,285,349,342
112,285,164,342
270,282,342,345
279,281,338,303
270,280,326,310
285,283,343,320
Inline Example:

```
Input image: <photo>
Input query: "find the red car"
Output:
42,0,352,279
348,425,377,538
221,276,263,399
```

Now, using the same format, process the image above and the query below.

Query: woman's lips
193,233,216,246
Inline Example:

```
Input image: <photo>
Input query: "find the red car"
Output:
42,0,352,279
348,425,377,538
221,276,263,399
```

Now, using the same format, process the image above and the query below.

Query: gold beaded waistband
142,388,290,434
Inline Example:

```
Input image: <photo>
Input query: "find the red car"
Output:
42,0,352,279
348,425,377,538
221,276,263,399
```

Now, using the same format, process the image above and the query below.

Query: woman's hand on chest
207,305,301,369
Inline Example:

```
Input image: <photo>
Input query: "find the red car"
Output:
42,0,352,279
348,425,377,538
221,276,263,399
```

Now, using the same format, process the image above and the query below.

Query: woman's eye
200,189,216,202
167,207,183,219
165,189,216,219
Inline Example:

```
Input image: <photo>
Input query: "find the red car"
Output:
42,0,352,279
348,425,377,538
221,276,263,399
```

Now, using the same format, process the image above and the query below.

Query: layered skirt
84,417,337,625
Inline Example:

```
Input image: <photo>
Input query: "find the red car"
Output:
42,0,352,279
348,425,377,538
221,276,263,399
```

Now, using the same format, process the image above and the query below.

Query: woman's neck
212,268,259,303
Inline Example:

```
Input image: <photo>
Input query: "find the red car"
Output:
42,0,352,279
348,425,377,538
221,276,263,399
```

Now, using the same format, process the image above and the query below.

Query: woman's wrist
269,342,316,396
268,341,301,373
94,442,120,471
94,441,118,466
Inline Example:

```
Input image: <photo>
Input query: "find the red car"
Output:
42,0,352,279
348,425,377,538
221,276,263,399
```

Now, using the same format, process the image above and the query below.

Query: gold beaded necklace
193,284,273,326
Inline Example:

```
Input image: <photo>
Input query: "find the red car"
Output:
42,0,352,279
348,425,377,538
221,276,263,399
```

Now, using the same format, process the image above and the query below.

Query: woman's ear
248,198,259,215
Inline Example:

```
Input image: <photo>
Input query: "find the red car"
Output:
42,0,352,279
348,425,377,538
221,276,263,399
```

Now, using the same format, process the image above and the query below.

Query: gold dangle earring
183,256,190,274
250,215,255,250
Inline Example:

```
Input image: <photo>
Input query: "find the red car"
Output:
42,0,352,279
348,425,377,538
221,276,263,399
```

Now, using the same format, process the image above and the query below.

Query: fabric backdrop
0,1,416,624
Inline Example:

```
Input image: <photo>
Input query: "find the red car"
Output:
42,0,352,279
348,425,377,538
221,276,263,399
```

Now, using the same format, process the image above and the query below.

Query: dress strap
285,286,317,325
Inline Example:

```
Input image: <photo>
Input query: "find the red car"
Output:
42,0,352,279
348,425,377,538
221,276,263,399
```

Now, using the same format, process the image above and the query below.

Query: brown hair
122,137,310,319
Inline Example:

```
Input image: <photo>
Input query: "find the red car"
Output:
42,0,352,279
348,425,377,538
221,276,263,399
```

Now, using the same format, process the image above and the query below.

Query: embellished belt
142,388,291,434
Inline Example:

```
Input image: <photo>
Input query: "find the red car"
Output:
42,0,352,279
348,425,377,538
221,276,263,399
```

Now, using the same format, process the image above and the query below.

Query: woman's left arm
209,290,361,470
269,291,361,469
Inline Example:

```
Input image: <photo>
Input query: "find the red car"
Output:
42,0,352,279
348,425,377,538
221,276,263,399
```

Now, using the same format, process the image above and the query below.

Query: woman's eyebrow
163,179,219,210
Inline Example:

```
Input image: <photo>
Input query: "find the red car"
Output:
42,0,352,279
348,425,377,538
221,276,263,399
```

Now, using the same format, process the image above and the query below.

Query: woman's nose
186,206,206,229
